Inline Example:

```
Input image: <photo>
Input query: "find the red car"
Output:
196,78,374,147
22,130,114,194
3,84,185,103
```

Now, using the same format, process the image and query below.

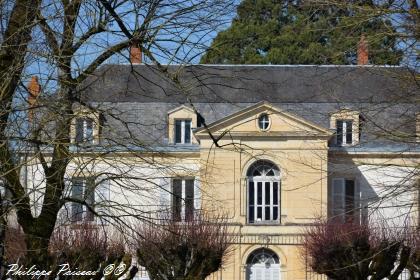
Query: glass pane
257,182,262,205
345,179,355,222
185,179,194,220
265,182,270,204
346,121,353,144
258,114,269,130
75,118,84,143
265,207,270,220
249,182,254,205
172,179,182,221
273,207,278,220
336,120,343,145
85,118,93,143
249,206,254,223
184,121,191,144
257,207,262,220
175,120,182,143
273,182,278,205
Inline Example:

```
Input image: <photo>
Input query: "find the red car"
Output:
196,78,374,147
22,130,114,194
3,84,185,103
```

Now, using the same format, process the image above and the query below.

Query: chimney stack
129,44,142,64
357,35,369,65
28,76,40,122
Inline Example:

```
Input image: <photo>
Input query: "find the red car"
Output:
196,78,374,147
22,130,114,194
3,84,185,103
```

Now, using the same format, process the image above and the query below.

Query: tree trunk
24,233,53,269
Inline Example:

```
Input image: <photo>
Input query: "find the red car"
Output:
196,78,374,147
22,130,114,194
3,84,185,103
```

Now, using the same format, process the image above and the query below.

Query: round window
258,114,270,130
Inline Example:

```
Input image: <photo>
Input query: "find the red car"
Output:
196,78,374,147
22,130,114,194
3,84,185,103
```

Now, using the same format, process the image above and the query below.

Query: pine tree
200,0,403,65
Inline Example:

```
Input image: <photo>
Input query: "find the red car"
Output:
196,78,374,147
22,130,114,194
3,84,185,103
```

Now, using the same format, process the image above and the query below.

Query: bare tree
48,222,134,280
134,211,233,280
303,219,420,280
0,0,235,272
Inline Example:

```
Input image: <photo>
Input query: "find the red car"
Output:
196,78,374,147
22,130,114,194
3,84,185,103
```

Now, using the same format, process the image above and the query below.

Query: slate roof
78,64,419,150
81,64,418,104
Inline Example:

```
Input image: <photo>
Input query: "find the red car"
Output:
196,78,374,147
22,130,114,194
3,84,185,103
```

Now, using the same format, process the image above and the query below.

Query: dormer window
175,119,192,144
75,117,94,144
330,109,360,146
168,106,197,145
336,120,353,146
71,107,100,145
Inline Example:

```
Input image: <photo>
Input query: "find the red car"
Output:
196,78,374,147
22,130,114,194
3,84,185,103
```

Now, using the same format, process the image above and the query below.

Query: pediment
194,101,332,139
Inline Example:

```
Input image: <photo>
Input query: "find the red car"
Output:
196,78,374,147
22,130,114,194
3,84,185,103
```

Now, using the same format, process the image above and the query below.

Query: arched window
247,160,280,224
246,248,280,280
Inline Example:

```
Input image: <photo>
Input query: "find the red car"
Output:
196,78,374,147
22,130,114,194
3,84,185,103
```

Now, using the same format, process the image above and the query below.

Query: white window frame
336,119,353,146
171,178,195,221
248,178,280,224
174,119,192,144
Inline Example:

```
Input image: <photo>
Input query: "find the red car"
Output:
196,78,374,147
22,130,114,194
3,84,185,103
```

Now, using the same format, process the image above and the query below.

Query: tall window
247,160,280,224
332,178,355,223
71,178,95,222
336,120,353,146
75,117,94,144
172,178,194,221
174,119,191,144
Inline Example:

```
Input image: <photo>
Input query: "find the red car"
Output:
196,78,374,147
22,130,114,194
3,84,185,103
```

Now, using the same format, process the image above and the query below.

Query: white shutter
354,179,361,224
95,177,111,222
332,178,345,220
194,179,201,211
58,177,73,224
159,178,171,212
0,179,4,197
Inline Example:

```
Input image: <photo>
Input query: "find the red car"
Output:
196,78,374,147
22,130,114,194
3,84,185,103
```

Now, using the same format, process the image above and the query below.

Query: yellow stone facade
193,102,331,280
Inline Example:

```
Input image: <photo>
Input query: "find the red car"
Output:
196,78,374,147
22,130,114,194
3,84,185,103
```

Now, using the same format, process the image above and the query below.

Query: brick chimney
357,35,369,65
28,76,41,122
129,44,142,64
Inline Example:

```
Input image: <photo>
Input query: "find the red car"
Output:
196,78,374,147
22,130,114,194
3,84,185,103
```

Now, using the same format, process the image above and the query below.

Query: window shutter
71,179,84,222
332,178,345,220
159,178,171,213
194,179,201,211
95,177,110,222
58,177,72,224
0,179,4,198
336,120,343,145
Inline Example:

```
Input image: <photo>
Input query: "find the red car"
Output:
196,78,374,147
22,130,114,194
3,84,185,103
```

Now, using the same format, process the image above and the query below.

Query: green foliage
201,0,403,65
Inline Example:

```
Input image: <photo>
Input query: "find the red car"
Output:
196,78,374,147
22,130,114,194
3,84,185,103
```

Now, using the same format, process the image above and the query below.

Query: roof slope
81,64,418,104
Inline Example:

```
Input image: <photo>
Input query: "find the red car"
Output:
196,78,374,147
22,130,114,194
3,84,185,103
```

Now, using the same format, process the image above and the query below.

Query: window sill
246,221,281,226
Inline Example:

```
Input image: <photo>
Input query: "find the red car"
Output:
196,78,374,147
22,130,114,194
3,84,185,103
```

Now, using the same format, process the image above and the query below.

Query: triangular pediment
195,101,332,139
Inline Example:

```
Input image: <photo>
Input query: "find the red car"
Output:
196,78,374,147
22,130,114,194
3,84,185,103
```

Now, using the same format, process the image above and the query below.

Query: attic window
175,119,191,144
258,114,270,131
336,120,353,146
75,117,94,144
330,110,360,146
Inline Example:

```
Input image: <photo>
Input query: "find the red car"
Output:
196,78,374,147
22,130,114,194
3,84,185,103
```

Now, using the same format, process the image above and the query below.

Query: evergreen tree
201,0,403,65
